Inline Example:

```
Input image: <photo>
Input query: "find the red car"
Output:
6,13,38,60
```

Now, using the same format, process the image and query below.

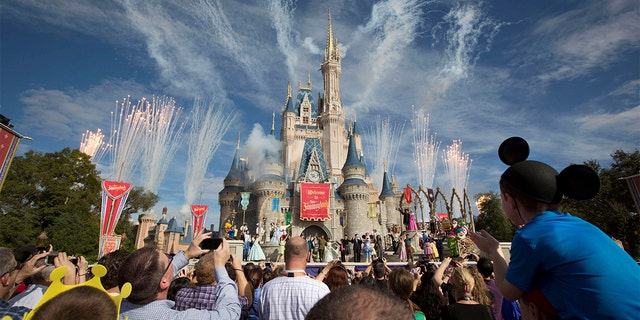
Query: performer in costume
363,235,374,263
248,234,266,261
407,210,418,231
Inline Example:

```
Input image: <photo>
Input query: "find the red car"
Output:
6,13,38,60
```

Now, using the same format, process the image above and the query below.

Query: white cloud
535,1,640,81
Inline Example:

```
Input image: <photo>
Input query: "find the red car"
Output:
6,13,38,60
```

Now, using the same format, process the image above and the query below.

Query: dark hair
97,249,130,290
167,277,191,301
411,272,445,320
32,286,117,320
118,247,164,304
306,285,414,320
373,260,386,279
476,257,494,278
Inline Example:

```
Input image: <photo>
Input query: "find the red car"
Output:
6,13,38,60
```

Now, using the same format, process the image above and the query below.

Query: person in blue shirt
471,137,640,320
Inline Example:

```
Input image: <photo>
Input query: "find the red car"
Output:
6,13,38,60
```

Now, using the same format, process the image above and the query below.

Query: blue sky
1,0,638,229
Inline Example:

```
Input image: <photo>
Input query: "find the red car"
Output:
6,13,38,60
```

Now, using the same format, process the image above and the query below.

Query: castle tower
219,137,244,228
319,12,347,179
253,148,286,233
154,208,169,251
339,133,369,237
164,217,183,254
135,213,157,249
379,168,400,233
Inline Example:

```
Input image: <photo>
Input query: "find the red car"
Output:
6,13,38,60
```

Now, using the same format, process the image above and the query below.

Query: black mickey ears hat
498,137,600,203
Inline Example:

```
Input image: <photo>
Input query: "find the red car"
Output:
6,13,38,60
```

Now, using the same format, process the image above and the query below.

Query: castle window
303,116,309,124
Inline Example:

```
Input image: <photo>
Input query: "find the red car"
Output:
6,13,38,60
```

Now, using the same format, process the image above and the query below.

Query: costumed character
407,210,418,231
248,234,266,261
429,238,439,261
224,220,233,239
446,231,459,257
398,233,408,261
243,231,252,260
271,222,282,244
456,222,474,258
363,235,374,263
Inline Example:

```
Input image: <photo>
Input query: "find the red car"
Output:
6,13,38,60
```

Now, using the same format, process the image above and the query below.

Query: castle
218,14,404,242
132,15,407,251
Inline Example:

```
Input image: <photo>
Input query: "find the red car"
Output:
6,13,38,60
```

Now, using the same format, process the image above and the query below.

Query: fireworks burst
182,99,236,215
411,109,440,189
442,139,472,217
139,96,188,194
108,96,148,182
79,128,108,164
365,115,406,188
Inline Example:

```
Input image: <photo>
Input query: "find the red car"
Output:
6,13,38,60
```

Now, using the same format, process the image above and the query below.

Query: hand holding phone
199,238,223,250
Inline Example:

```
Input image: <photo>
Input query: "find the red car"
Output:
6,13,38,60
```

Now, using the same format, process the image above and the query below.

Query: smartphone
199,238,223,250
45,252,59,266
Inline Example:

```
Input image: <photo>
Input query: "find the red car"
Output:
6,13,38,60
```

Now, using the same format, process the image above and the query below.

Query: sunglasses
161,253,174,278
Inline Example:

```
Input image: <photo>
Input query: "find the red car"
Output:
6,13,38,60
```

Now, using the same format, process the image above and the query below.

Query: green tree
474,191,516,242
0,148,159,260
562,149,640,259
0,148,101,253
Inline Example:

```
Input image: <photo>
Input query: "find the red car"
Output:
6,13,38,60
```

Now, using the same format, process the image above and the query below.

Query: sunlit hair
195,253,216,284
388,268,421,313
467,266,494,306
450,266,475,299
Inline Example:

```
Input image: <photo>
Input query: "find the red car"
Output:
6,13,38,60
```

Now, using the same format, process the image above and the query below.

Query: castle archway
301,224,330,240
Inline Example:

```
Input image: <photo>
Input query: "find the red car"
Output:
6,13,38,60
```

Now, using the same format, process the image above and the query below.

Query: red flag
0,124,22,191
300,183,331,221
191,205,208,235
100,180,133,236
404,187,412,204
99,235,121,258
624,174,640,214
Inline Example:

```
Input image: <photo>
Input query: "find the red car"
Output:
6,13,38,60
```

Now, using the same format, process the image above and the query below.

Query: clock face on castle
307,170,320,182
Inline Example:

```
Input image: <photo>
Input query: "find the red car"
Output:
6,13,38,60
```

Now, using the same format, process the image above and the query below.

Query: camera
45,252,78,266
199,238,223,250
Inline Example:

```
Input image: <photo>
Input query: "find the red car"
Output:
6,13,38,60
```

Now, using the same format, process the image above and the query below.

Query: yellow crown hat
20,264,131,320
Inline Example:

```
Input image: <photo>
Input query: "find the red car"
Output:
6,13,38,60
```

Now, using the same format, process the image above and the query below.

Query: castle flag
191,205,208,236
623,174,640,213
0,124,23,192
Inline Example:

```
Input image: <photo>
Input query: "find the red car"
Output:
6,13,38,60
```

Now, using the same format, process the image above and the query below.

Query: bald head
284,236,309,265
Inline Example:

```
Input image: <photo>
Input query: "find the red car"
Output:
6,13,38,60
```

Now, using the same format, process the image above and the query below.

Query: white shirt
259,275,330,320
9,284,48,309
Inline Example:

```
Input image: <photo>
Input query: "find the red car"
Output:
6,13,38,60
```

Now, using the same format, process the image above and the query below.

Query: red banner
300,183,330,221
624,174,640,214
404,187,412,204
99,235,121,258
191,204,208,236
0,124,22,191
100,180,133,236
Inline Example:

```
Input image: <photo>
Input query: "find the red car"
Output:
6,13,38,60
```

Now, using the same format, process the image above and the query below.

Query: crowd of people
2,137,639,319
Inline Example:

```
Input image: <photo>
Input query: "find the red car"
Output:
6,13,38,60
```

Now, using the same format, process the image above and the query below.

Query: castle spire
324,10,338,62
